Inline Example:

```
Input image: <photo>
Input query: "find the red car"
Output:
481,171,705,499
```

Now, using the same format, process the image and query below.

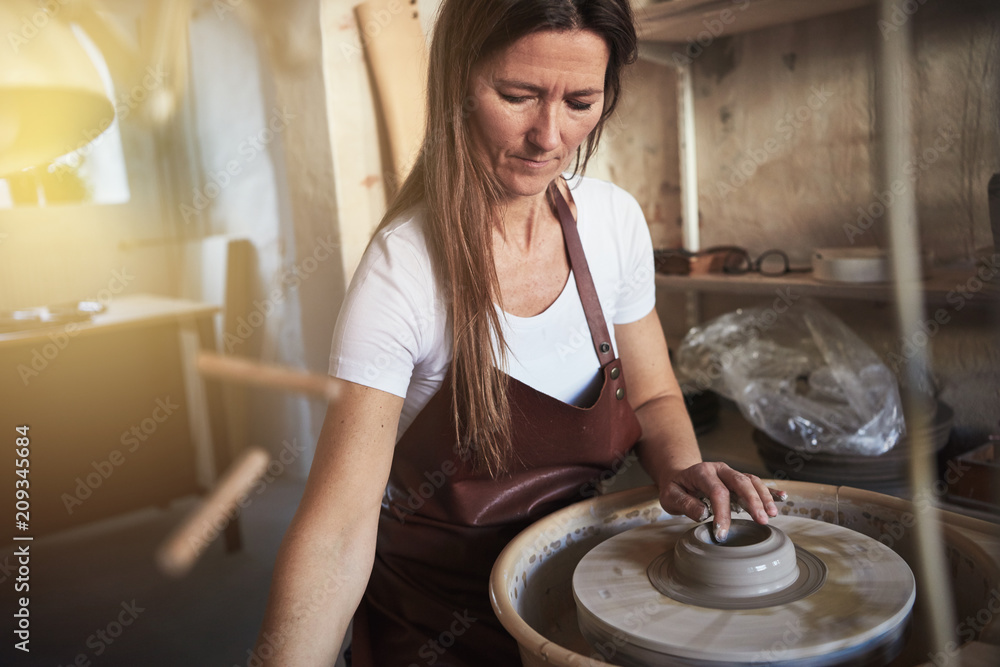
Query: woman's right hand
254,381,403,666
657,462,785,543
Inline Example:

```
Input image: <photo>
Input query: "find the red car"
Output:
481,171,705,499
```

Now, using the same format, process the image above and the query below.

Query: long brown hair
376,0,637,475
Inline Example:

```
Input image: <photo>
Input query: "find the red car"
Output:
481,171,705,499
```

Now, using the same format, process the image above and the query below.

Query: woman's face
467,29,610,201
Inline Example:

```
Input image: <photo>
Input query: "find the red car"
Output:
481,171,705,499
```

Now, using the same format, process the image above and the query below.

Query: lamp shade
0,0,115,177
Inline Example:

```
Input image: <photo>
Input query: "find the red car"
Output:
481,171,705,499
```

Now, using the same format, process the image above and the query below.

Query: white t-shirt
329,175,656,440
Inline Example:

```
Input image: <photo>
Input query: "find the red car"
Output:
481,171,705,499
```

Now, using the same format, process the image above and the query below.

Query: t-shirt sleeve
611,186,656,325
328,223,434,398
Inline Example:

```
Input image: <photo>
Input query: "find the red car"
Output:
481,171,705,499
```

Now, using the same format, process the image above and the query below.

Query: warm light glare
0,0,116,177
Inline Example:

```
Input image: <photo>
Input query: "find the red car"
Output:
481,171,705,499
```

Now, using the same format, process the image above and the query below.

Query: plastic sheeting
676,301,905,455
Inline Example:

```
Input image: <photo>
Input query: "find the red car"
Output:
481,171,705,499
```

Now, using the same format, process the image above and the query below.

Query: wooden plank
638,0,874,43
355,0,428,192
655,267,998,305
322,0,393,284
194,316,241,552
175,236,252,488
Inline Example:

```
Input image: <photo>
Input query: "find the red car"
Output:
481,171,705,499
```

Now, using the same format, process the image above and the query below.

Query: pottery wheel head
648,519,827,610
572,515,916,666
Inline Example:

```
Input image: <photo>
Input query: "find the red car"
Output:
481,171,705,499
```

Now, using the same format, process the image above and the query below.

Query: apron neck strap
549,180,617,364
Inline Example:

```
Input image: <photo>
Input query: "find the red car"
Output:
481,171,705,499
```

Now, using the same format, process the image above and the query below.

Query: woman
256,1,782,665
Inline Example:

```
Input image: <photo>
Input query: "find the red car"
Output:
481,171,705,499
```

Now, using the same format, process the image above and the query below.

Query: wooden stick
877,0,954,657
156,447,270,577
196,352,343,402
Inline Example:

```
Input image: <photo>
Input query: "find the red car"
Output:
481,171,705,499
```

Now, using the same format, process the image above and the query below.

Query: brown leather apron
350,184,643,667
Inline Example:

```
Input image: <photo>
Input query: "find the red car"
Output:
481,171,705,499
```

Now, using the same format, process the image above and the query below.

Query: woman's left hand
657,462,785,542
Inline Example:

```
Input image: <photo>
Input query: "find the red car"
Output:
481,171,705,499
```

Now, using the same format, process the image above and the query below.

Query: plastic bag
675,301,905,455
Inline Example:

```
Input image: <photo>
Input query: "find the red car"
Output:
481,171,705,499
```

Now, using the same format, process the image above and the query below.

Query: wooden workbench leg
195,317,242,553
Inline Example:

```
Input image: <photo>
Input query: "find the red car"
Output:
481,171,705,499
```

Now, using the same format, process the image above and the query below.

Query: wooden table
1,294,239,547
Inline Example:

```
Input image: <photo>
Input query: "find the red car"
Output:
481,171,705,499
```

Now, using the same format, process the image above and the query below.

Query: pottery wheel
572,516,915,667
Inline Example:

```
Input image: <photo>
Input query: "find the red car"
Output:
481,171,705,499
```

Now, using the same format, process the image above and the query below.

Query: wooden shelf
637,0,874,43
655,268,998,305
